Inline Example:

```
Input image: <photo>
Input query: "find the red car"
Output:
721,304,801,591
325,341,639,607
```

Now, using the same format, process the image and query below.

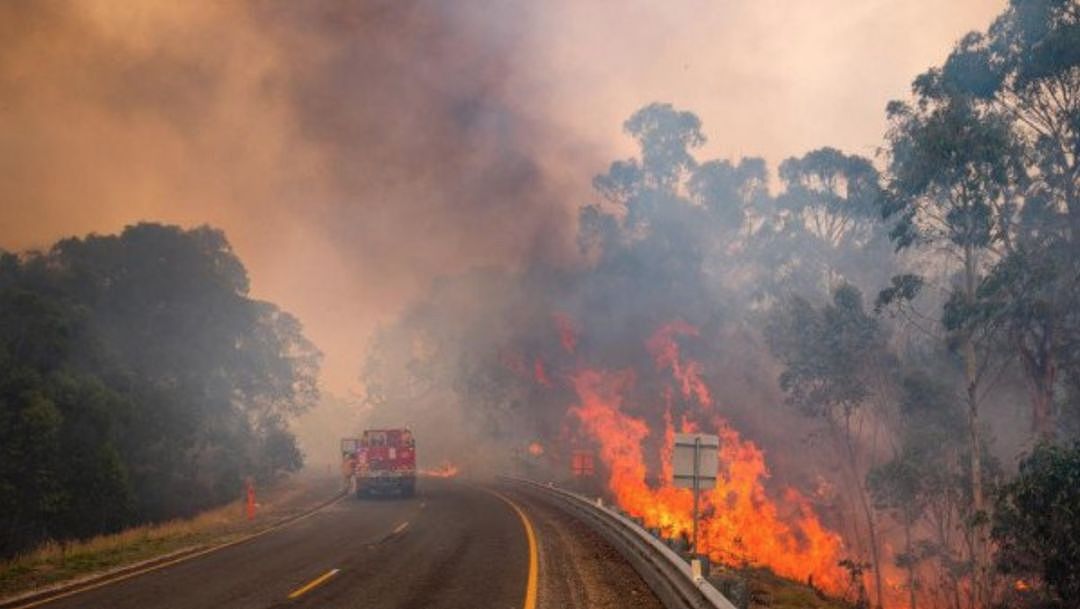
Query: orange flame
647,321,712,406
421,460,460,478
534,357,553,387
570,326,848,595
553,312,579,355
528,441,545,456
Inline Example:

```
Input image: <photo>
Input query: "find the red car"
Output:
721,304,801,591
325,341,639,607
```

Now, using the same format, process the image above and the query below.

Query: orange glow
528,441,545,456
534,357,553,387
568,320,849,596
571,368,846,592
553,312,578,355
647,321,712,406
421,460,460,478
1014,579,1030,591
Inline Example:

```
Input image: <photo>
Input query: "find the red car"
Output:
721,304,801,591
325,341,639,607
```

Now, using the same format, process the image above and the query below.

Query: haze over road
25,479,662,609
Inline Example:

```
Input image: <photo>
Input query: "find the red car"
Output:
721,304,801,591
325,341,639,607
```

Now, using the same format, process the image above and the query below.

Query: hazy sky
0,0,1005,393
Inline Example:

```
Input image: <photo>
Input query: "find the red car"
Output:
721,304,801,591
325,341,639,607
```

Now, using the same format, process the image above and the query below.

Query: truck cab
342,429,417,498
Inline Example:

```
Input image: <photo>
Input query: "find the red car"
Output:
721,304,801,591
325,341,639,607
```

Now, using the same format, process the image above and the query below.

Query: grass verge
735,567,853,609
0,473,341,600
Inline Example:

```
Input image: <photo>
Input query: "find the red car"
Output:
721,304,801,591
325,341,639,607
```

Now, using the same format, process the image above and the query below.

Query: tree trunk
861,485,885,609
1020,340,1056,442
1015,321,1058,440
962,245,988,609
842,419,885,609
1031,366,1056,441
904,507,917,609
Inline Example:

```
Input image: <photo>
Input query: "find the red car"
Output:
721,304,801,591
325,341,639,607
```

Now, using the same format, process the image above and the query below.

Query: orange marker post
245,477,256,521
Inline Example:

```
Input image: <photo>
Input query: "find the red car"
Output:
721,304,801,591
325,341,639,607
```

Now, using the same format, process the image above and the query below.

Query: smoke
0,0,1004,394
0,0,587,392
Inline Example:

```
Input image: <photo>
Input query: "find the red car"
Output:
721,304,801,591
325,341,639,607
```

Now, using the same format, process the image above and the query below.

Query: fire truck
341,429,416,498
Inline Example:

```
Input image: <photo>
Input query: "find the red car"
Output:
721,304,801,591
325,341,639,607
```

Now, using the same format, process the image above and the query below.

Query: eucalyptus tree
763,148,894,300
881,70,1025,607
942,0,1080,441
766,284,893,608
869,372,971,609
944,0,1080,239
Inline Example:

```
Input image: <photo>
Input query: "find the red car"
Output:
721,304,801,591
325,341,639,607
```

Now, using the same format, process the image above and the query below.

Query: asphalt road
28,478,664,609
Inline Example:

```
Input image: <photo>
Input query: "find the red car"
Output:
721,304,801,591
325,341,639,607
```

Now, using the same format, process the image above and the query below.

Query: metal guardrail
503,477,738,609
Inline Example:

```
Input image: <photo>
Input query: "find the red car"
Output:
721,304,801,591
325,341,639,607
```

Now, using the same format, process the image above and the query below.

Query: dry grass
740,567,854,609
0,474,340,599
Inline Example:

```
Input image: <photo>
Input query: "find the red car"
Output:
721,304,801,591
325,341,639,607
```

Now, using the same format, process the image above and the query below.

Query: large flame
570,368,846,592
647,320,712,406
567,320,847,595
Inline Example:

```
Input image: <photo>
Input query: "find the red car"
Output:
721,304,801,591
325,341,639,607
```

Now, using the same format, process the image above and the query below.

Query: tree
882,70,1024,606
869,372,971,609
944,0,1080,243
756,148,894,300
993,441,1080,608
0,223,319,557
941,0,1080,441
767,284,893,608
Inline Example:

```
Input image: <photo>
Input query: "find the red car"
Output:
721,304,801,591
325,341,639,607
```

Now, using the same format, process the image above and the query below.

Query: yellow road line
6,493,347,609
286,568,339,599
486,490,538,609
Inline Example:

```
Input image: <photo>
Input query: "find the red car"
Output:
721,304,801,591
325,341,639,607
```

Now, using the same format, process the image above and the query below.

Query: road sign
672,433,719,554
673,433,718,488
571,449,595,477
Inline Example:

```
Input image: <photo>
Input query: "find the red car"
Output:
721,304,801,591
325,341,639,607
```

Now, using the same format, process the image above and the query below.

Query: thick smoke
0,0,1004,393
0,0,586,392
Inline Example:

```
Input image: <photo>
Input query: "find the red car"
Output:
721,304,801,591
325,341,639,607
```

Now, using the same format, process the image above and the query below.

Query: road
27,478,663,609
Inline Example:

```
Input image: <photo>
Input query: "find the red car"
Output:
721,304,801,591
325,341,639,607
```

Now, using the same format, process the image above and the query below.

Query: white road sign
672,433,719,489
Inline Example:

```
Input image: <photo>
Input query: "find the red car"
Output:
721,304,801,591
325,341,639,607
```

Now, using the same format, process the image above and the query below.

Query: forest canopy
0,223,319,557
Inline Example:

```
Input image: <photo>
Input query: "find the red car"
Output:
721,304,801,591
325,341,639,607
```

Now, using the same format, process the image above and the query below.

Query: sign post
673,433,719,555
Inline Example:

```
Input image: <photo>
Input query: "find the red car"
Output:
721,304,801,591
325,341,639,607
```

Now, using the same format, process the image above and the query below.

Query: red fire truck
341,429,417,498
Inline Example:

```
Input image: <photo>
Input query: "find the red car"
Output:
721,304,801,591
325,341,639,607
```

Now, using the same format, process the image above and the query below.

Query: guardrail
502,477,738,609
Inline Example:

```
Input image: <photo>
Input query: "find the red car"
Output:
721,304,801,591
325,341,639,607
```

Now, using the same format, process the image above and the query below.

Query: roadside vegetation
0,224,320,559
0,473,339,599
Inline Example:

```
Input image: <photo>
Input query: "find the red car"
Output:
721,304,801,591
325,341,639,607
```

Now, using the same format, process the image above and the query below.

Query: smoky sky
0,0,1003,392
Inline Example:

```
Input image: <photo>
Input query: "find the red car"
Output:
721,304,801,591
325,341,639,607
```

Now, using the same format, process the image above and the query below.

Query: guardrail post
692,436,700,554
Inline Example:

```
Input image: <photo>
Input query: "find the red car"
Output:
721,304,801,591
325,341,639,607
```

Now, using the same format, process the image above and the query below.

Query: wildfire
528,441,545,456
571,368,846,592
647,321,712,406
553,312,578,354
564,320,848,595
421,460,460,478
534,357,552,387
